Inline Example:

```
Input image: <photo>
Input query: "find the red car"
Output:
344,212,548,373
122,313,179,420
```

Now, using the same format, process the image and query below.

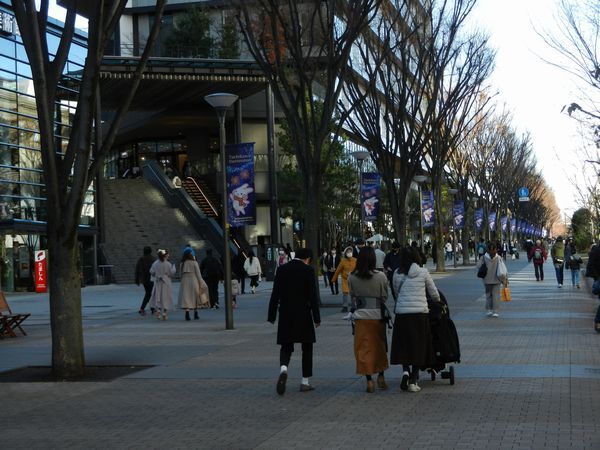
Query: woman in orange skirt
348,246,390,393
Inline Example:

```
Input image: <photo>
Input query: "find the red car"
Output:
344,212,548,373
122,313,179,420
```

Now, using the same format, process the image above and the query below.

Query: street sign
518,187,529,202
35,250,47,293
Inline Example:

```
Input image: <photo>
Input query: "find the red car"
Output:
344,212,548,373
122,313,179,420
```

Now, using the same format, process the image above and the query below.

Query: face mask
279,251,284,255
331,251,336,255
345,252,352,258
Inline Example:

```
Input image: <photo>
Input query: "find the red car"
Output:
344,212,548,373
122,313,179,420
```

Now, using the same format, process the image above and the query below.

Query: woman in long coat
178,250,208,320
150,249,176,320
348,246,390,393
332,246,357,314
391,247,440,393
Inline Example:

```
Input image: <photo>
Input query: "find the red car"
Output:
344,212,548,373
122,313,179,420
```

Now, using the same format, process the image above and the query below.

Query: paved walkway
1,260,599,449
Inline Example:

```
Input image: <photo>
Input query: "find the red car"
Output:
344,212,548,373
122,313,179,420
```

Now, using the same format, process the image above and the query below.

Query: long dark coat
268,259,320,344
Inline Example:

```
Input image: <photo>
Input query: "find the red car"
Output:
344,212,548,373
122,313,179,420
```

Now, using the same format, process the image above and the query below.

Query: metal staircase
181,177,219,219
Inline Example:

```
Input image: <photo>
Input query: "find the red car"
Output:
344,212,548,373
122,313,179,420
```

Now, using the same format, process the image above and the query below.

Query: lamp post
414,175,427,254
448,188,458,268
351,150,369,240
205,92,238,330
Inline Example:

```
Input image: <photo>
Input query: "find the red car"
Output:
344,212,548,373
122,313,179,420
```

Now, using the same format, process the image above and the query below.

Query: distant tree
11,0,166,378
217,16,240,59
165,7,214,58
571,207,594,250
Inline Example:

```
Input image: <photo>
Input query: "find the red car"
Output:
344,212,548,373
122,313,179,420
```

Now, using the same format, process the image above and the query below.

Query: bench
0,291,30,338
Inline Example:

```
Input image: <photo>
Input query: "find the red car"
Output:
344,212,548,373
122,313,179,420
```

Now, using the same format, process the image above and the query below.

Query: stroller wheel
449,366,455,385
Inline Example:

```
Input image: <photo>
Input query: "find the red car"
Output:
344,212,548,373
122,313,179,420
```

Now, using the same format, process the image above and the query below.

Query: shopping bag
501,286,511,302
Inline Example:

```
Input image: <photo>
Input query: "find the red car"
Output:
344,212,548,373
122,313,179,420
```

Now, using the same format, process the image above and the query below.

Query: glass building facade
0,2,94,291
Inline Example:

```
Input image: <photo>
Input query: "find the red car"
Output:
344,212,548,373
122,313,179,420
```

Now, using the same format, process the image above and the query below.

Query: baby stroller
423,289,460,385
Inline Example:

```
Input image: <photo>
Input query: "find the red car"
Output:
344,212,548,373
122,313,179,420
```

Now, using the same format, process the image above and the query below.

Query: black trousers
534,263,544,280
326,272,338,294
280,342,313,378
206,278,219,306
238,275,246,294
140,281,154,310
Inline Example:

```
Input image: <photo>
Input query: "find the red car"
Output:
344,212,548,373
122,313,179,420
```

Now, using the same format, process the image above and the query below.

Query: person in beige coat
178,250,209,320
150,249,176,320
475,242,509,318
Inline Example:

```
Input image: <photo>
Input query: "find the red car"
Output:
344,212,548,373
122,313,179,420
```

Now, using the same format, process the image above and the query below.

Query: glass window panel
68,42,86,66
0,54,15,73
19,149,42,171
16,61,31,77
15,42,27,61
19,114,38,132
0,37,15,58
17,93,37,117
0,109,17,126
17,75,34,96
18,129,40,150
0,124,17,146
46,33,60,56
0,69,16,90
0,87,16,111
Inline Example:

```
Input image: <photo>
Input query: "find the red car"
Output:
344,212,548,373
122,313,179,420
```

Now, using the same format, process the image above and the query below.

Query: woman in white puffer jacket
391,247,440,393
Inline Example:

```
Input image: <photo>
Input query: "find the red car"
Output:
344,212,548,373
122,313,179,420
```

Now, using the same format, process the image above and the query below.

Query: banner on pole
488,211,497,232
361,172,380,222
226,142,256,227
474,208,484,231
35,250,47,293
422,191,435,228
453,200,465,230
510,218,517,233
500,216,508,232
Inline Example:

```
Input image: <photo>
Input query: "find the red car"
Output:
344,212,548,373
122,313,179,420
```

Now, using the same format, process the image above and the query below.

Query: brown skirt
389,313,434,367
354,319,389,375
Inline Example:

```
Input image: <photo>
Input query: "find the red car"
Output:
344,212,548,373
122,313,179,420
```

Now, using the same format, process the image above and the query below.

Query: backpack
477,243,485,255
533,247,542,261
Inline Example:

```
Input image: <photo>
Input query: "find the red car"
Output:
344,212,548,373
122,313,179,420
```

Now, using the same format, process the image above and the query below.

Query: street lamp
205,92,238,330
448,188,458,268
414,175,427,254
351,150,370,240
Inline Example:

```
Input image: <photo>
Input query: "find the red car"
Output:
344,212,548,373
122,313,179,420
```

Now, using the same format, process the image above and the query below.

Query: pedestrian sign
518,187,529,202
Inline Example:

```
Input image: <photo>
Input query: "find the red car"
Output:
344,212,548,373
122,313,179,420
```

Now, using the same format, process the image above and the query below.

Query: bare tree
235,0,381,269
12,0,166,377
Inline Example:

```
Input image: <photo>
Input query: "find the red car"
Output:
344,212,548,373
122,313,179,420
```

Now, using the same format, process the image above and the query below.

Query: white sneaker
407,383,421,393
492,313,499,318
342,313,352,320
486,311,493,317
558,284,562,288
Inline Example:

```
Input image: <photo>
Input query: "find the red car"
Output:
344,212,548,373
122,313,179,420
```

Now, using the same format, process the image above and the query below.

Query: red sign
35,250,47,293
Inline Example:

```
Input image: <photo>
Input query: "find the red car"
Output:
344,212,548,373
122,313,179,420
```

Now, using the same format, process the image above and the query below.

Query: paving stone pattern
1,260,599,449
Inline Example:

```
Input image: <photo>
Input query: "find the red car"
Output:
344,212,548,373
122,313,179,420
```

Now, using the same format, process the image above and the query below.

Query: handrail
185,176,219,217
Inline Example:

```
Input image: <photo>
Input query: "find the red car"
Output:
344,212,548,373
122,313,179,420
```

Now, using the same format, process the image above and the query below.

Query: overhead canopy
366,234,389,243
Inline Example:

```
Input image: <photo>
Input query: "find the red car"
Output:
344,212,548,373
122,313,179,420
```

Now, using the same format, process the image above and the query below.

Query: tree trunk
48,229,85,378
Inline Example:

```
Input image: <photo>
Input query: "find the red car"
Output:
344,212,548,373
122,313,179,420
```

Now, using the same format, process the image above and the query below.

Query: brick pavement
1,260,599,449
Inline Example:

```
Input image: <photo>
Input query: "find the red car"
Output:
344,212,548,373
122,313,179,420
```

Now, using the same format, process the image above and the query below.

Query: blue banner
361,172,380,222
474,208,484,231
500,216,507,232
510,218,517,233
226,142,256,227
488,211,497,232
453,200,465,230
422,190,435,228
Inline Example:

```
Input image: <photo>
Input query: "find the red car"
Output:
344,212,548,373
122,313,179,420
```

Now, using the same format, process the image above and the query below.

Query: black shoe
194,311,199,320
400,372,409,391
214,303,220,309
185,311,190,321
299,383,315,392
341,307,348,313
276,372,288,395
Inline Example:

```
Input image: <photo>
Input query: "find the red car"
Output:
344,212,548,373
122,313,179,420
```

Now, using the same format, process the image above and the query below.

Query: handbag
477,262,488,278
231,279,240,296
501,286,512,302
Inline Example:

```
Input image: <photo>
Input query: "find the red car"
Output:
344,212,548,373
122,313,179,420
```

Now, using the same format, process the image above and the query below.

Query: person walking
178,249,208,320
566,241,583,288
200,249,223,308
325,248,340,295
149,249,176,320
528,240,547,281
391,247,440,393
232,251,247,295
268,248,321,395
383,242,402,290
476,238,486,260
244,250,262,294
320,251,329,287
134,246,155,316
332,246,357,315
374,244,386,271
586,244,600,332
476,242,509,318
348,246,389,393
551,236,566,288
277,249,290,274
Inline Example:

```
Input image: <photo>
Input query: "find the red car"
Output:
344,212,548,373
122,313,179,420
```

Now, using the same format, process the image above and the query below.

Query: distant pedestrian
200,249,223,308
444,241,453,261
476,242,509,318
135,246,155,316
551,236,566,288
232,251,247,294
566,241,582,288
320,251,329,287
374,244,386,271
586,244,600,332
348,246,389,393
244,250,262,294
325,248,340,295
268,248,321,395
352,239,365,258
178,249,208,320
391,247,440,393
150,249,176,320
277,249,290,273
529,240,547,281
182,243,196,259
332,246,357,315
384,242,402,289
476,239,486,260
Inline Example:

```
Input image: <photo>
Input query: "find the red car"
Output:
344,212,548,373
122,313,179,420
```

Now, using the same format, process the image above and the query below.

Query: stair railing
185,176,219,217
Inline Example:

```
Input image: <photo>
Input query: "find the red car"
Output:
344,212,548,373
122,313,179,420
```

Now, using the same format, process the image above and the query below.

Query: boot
377,373,388,390
194,310,199,320
185,310,190,321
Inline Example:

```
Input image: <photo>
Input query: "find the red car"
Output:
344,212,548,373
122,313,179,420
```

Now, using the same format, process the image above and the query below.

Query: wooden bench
0,291,30,338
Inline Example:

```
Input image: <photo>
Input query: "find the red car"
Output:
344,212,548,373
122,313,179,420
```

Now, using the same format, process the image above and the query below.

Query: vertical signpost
35,250,47,293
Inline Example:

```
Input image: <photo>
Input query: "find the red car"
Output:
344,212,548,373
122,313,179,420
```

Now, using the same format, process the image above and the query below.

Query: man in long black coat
268,247,320,395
